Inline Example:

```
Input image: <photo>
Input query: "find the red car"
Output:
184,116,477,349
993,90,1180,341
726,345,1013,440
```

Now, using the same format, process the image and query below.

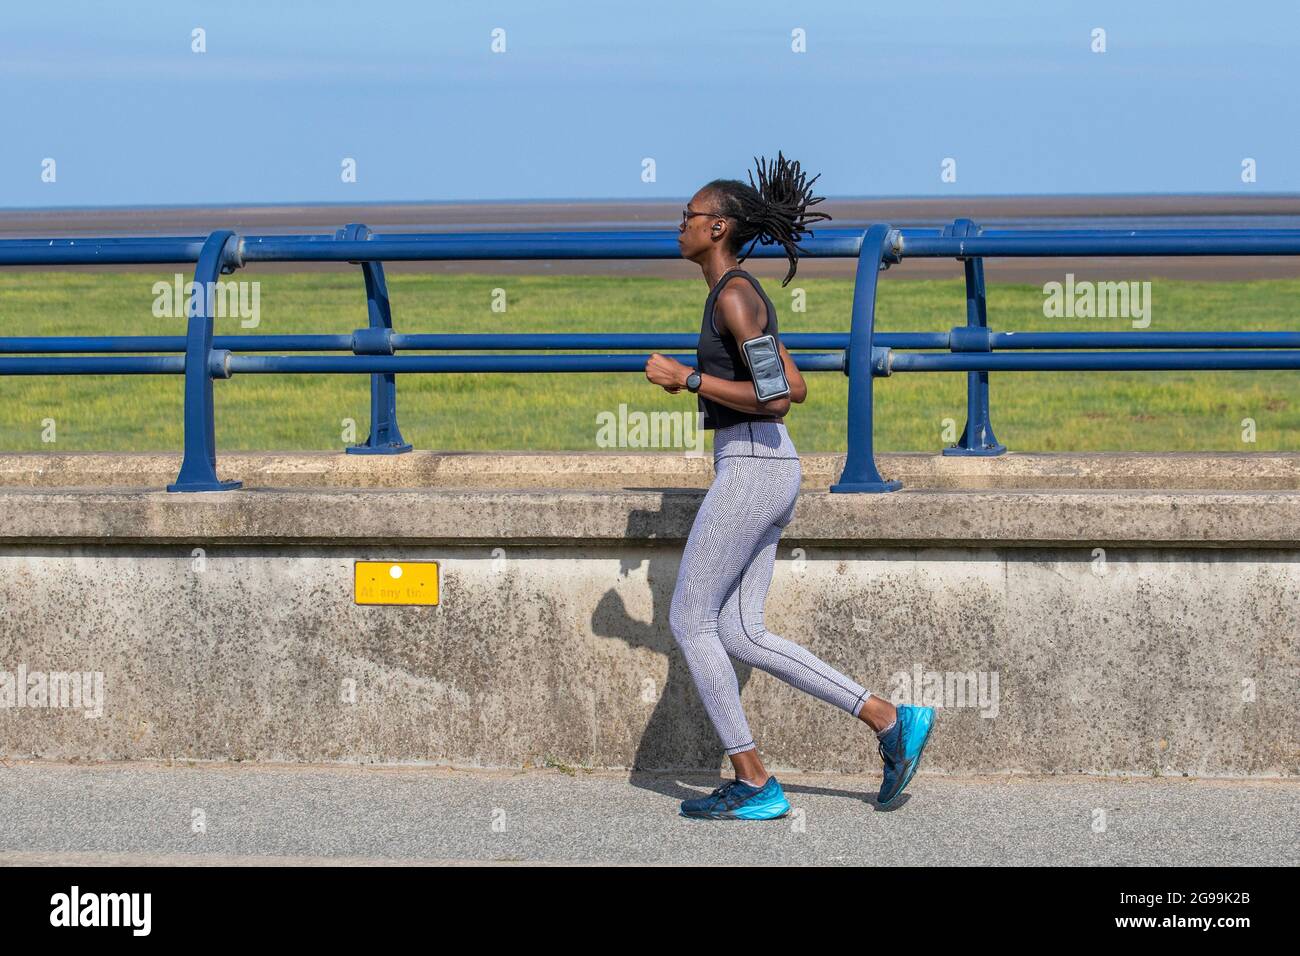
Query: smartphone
741,333,791,402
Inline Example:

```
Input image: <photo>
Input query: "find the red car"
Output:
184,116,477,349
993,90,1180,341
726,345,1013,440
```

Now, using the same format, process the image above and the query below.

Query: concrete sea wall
0,451,1296,776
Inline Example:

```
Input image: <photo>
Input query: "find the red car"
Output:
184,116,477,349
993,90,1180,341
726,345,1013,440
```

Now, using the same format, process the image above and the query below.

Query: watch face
687,372,701,391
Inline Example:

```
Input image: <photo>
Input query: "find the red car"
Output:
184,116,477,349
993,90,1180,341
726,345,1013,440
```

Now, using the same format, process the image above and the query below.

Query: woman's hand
645,353,690,394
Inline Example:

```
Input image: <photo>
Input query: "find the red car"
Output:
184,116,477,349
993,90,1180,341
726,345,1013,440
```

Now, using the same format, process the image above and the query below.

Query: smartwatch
685,371,702,393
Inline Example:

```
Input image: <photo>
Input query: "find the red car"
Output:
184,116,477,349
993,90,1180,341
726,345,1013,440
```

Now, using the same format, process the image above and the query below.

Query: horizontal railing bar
234,234,865,262
0,241,210,266
9,350,1298,375
889,350,1300,371
7,223,1300,249
989,331,1300,349
0,236,209,246
899,234,1300,258
0,356,185,374
978,228,1300,238
0,332,863,353
389,332,859,350
0,353,848,375
0,233,343,247
0,335,352,353
365,227,1300,243
9,226,1300,266
6,331,1300,355
224,353,848,373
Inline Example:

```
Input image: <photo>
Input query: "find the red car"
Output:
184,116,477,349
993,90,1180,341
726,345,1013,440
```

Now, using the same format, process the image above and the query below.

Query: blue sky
1,0,1296,207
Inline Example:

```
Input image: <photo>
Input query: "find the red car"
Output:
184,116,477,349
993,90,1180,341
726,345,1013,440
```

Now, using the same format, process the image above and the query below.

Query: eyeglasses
681,206,727,227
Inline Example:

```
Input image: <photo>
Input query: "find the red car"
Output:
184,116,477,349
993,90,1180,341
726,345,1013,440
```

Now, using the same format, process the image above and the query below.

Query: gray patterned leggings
669,421,872,755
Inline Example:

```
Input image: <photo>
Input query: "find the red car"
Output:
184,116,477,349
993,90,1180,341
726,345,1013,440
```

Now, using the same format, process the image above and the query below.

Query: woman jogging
644,153,934,820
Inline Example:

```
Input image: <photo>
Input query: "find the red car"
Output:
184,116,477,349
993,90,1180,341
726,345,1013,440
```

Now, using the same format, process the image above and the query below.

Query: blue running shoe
876,705,934,807
679,776,791,820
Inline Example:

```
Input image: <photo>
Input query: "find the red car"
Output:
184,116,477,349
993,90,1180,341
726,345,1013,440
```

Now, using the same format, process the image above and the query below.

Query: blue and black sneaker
679,775,791,820
876,704,935,807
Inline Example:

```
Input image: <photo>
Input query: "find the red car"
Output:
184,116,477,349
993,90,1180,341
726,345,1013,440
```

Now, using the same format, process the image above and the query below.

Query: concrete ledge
1,451,1299,548
1,449,1298,491
2,487,1300,548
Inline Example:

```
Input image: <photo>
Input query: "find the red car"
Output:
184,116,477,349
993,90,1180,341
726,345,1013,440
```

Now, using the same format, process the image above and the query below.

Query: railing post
942,218,1006,456
339,223,412,455
830,224,902,493
167,230,243,492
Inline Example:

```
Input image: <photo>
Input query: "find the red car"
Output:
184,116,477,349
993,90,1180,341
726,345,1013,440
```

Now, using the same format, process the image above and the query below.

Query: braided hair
703,151,832,286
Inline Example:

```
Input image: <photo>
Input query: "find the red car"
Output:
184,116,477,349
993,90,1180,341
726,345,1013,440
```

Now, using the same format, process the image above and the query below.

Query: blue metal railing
2,219,1300,492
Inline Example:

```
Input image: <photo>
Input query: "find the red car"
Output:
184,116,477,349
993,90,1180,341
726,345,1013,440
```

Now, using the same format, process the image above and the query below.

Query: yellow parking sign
354,561,439,606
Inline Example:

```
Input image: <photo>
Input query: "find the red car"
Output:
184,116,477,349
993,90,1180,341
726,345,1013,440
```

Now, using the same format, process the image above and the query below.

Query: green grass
0,270,1296,453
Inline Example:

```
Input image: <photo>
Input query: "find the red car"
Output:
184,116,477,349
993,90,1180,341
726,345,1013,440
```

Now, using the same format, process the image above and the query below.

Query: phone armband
741,333,790,402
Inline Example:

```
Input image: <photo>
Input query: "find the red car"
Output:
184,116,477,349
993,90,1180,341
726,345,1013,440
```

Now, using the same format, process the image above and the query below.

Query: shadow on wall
591,496,755,801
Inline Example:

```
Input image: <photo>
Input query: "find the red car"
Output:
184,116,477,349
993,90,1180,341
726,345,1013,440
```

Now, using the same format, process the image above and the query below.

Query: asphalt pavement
0,761,1292,866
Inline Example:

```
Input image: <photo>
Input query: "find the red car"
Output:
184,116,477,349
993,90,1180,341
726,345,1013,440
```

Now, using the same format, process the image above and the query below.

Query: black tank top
696,268,782,430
